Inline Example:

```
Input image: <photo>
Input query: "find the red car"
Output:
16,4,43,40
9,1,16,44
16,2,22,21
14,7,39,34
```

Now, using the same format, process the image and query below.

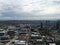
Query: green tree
40,28,51,36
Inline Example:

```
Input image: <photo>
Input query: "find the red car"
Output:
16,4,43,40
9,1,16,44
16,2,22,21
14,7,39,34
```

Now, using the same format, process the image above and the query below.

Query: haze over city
0,0,60,45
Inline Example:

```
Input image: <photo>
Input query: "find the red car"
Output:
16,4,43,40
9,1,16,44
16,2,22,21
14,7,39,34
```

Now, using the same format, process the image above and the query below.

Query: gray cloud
0,0,60,20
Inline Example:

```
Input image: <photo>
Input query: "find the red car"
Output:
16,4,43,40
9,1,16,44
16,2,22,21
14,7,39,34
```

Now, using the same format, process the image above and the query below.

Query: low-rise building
14,40,26,45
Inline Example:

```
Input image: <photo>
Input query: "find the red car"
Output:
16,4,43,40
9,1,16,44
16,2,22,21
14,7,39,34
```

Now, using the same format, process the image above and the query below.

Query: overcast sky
0,0,60,20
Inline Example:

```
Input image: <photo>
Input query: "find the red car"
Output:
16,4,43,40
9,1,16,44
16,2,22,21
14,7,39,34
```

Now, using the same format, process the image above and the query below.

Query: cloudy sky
0,0,60,20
